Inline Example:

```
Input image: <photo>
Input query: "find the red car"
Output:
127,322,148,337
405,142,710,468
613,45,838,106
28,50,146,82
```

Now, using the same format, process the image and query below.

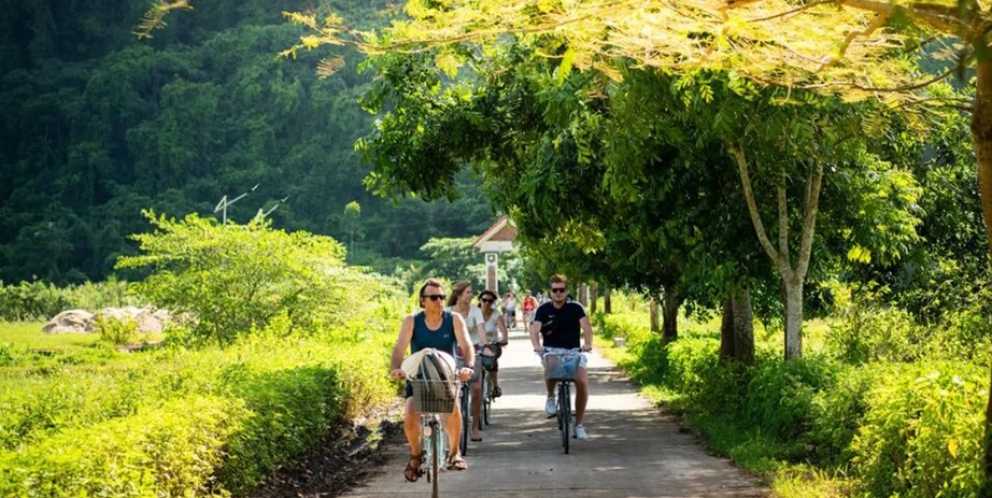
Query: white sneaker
544,397,557,417
574,424,588,440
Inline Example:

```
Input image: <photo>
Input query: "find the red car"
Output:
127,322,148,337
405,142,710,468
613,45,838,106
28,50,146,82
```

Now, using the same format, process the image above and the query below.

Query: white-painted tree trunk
783,278,803,360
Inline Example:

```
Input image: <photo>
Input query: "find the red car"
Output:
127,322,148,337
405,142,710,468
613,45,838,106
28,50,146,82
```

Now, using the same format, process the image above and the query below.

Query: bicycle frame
541,349,582,454
420,414,446,498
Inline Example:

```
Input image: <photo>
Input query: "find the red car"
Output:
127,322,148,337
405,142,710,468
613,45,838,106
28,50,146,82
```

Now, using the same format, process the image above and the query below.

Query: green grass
0,322,101,351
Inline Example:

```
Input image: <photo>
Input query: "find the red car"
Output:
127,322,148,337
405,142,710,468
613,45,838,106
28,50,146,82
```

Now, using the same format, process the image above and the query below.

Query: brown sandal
404,455,423,482
447,454,468,471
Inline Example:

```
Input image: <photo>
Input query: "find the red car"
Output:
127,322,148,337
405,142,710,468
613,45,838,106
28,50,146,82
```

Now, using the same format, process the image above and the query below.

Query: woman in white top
501,291,517,328
478,289,509,398
446,281,487,441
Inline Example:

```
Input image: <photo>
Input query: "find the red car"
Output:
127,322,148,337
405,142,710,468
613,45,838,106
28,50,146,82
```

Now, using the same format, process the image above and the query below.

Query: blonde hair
550,274,567,286
447,281,472,307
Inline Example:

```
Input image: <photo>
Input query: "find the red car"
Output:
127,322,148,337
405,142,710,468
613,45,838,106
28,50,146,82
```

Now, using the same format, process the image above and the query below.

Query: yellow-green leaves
847,245,873,264
556,47,577,86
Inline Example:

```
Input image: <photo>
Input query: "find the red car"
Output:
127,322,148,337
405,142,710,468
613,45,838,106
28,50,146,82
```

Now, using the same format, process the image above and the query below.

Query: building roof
473,215,517,248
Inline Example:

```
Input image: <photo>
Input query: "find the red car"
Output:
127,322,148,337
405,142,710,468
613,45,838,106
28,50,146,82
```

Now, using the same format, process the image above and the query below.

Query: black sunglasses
551,288,567,293
423,294,446,301
480,298,495,303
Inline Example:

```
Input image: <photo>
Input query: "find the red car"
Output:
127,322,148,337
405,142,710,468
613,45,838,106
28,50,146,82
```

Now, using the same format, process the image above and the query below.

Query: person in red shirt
522,291,538,329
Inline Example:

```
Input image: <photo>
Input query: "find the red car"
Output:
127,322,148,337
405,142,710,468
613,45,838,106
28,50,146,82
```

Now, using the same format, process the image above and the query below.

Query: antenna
214,187,254,224
254,196,288,221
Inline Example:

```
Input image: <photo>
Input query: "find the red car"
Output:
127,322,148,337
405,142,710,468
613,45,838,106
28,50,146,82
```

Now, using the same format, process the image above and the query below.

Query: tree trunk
719,298,735,364
970,58,992,494
783,277,804,360
589,282,598,314
603,286,612,314
661,290,681,343
732,288,755,366
577,282,588,307
730,143,821,361
649,297,660,333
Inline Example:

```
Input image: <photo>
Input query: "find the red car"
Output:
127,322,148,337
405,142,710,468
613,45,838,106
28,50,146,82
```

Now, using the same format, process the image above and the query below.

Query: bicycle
458,376,470,456
478,340,507,428
410,377,461,498
541,349,582,454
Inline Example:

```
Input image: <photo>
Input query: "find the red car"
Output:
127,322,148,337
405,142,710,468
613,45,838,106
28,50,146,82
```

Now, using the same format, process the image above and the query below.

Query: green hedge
0,317,399,496
0,396,244,498
596,311,988,497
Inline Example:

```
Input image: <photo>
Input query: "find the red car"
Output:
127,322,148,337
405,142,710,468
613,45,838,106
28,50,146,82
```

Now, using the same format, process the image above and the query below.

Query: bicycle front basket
411,379,457,414
543,353,581,381
480,354,497,371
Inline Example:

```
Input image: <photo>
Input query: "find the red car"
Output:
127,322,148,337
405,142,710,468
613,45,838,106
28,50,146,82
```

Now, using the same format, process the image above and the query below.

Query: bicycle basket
411,379,457,414
480,353,497,371
543,353,581,381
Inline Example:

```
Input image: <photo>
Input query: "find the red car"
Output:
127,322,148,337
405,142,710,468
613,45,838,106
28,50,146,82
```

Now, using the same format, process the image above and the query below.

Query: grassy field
0,322,101,351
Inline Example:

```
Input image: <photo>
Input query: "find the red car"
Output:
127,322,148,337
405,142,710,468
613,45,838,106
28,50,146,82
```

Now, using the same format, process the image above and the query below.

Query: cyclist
530,274,594,440
446,281,487,442
501,291,517,329
390,278,475,481
522,291,538,329
478,289,509,399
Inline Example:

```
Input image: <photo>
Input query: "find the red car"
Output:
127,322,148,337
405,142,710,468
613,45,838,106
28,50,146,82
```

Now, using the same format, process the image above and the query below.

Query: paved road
346,325,765,498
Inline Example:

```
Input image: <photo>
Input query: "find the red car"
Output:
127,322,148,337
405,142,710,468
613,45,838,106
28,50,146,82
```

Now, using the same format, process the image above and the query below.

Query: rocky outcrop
42,307,174,334
41,310,96,333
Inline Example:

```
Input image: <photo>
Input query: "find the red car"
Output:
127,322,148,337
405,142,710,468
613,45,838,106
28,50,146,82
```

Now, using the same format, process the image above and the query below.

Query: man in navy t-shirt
530,274,594,440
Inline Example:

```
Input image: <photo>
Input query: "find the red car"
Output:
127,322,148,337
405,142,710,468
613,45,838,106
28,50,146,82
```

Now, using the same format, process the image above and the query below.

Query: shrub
0,279,138,322
807,365,874,465
850,362,986,498
0,396,244,498
94,313,143,345
825,298,924,364
116,211,352,346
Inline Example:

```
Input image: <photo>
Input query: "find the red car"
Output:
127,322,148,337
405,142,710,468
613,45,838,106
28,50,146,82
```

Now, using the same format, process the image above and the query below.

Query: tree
116,210,350,345
340,201,364,257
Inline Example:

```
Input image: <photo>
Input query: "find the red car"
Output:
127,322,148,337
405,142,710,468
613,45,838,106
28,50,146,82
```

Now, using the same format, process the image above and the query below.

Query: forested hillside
0,0,493,284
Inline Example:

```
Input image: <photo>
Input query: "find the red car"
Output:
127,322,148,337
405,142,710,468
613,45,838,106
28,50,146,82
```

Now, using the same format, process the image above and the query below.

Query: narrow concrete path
347,326,765,498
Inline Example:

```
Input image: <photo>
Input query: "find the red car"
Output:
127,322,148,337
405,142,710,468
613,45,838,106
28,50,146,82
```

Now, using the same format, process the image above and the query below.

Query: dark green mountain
0,0,493,284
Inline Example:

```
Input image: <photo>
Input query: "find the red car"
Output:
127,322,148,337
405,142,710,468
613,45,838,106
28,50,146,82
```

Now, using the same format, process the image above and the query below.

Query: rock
41,309,96,334
97,306,174,334
42,306,176,335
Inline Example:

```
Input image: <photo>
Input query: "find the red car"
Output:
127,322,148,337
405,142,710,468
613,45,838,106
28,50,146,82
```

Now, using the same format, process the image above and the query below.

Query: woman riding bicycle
478,289,509,398
389,278,475,482
445,281,488,442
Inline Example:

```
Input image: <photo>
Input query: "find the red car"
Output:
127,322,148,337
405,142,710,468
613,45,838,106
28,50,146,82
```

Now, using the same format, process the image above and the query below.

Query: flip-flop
471,436,482,442
447,455,468,471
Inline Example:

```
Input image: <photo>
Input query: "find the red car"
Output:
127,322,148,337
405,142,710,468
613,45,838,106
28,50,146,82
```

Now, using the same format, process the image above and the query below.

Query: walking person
530,274,594,440
389,279,475,481
446,281,487,442
478,289,509,398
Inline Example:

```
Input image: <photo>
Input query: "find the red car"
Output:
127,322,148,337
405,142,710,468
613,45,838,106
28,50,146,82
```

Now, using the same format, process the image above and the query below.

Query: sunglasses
551,288,567,293
480,298,495,303
423,294,446,301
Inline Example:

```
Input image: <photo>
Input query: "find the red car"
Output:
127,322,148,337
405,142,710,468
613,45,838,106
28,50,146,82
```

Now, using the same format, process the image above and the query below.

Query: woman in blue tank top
389,279,475,481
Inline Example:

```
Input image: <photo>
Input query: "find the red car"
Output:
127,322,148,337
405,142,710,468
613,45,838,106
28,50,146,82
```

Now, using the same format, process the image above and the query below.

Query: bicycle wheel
560,383,571,454
431,425,441,498
459,384,469,456
481,369,490,427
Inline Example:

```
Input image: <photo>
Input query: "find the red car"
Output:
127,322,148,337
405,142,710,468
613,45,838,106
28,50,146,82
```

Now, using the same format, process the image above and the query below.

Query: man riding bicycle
390,278,475,481
530,274,594,440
